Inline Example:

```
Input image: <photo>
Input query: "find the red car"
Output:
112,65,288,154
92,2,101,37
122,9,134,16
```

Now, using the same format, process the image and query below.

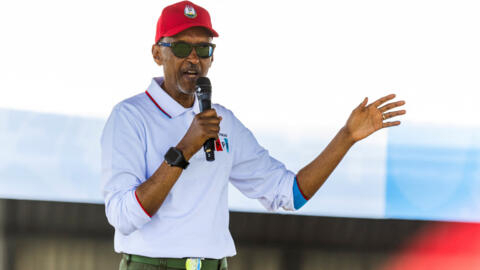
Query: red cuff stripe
296,176,310,200
135,190,152,218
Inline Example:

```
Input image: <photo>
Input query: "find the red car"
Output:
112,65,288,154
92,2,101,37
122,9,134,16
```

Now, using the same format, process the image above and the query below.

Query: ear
152,44,163,66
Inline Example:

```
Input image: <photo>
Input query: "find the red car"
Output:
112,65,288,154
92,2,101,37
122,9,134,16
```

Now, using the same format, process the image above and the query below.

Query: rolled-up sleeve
229,112,296,212
101,103,151,235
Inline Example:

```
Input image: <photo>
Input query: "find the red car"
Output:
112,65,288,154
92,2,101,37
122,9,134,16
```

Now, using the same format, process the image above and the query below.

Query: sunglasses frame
158,41,216,59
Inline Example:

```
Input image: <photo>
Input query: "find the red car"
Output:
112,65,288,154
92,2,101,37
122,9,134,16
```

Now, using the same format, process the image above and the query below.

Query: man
101,1,406,270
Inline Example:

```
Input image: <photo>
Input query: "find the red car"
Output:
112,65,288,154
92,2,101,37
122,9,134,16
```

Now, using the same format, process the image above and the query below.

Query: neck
161,81,195,108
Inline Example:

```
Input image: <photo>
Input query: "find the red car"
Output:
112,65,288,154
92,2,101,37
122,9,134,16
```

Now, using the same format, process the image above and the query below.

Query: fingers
197,109,221,120
203,123,221,133
382,121,401,128
198,108,218,118
382,109,404,128
382,110,406,120
207,128,220,140
195,110,222,140
372,93,396,108
201,117,222,125
195,124,220,142
379,100,406,112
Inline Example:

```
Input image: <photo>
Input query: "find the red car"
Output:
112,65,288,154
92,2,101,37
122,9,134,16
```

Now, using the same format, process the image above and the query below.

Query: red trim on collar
145,90,172,119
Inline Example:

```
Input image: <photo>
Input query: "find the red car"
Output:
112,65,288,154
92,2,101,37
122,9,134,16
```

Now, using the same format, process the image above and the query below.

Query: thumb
358,97,368,108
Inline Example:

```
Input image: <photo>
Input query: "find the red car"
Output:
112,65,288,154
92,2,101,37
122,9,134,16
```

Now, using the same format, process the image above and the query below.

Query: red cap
155,1,219,43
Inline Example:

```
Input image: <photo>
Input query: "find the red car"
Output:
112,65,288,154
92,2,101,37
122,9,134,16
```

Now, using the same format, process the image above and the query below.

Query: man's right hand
176,109,222,160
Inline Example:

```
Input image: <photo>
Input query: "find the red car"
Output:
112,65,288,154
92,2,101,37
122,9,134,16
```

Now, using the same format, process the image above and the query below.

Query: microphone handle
204,138,215,161
199,99,215,161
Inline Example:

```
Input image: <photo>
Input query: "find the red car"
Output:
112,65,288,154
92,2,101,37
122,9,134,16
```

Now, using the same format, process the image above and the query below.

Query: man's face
152,27,214,96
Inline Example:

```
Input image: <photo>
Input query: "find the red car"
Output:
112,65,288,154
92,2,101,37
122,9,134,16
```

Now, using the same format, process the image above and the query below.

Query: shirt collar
146,77,200,118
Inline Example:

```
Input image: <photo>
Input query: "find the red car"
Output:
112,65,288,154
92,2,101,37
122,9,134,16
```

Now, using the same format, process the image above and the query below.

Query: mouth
182,69,200,80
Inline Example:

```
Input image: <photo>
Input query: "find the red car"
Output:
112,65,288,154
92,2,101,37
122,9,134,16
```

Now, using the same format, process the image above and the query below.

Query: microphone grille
196,77,211,88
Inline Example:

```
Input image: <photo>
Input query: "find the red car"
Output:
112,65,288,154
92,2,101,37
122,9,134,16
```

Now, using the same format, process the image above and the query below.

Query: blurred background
1,0,480,269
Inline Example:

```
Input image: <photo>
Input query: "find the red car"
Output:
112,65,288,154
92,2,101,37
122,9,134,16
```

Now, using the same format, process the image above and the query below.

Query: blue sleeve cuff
293,176,308,210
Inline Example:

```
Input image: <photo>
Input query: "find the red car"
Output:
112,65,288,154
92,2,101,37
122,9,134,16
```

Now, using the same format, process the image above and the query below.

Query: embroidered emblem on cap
184,5,197,18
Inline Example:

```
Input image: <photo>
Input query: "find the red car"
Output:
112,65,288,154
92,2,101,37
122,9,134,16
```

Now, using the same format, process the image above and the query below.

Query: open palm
346,94,406,142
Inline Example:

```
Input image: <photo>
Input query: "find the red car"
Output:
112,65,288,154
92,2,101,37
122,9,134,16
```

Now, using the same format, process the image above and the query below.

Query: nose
185,48,200,65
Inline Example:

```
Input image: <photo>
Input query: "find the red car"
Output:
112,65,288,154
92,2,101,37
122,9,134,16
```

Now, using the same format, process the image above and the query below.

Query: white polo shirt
101,77,297,259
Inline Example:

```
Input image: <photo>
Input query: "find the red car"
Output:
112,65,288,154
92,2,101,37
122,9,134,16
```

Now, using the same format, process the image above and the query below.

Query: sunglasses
158,41,216,58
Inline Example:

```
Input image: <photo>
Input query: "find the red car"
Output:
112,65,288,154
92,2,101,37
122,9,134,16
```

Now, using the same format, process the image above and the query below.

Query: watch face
165,148,182,164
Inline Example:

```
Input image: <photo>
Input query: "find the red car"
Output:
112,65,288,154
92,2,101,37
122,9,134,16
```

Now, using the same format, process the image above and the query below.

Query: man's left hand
345,94,406,143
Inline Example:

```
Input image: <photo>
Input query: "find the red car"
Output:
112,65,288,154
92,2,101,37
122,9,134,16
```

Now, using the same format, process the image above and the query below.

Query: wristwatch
164,147,189,169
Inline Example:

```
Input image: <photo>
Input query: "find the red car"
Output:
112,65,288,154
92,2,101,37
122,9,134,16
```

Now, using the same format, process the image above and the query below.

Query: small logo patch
184,5,197,18
185,258,202,270
215,138,224,151
223,138,229,153
218,133,229,153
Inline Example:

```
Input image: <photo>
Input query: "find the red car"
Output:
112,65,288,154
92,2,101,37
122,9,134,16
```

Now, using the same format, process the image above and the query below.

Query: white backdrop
1,0,479,127
1,0,479,220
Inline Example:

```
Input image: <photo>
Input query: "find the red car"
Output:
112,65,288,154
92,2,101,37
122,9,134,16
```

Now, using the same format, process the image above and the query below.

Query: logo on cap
184,5,197,19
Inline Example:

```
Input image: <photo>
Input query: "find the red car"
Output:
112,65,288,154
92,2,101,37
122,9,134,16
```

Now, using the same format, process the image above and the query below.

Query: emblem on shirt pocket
218,133,229,153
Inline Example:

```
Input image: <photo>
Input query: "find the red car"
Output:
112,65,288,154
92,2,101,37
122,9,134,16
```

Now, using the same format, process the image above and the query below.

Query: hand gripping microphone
195,77,215,161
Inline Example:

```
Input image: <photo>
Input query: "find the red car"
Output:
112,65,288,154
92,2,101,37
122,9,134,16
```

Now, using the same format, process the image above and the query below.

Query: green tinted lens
169,42,214,58
171,42,192,58
195,44,213,58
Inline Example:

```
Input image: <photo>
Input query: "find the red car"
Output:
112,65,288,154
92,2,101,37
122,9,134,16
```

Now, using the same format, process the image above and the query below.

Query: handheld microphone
195,77,215,161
